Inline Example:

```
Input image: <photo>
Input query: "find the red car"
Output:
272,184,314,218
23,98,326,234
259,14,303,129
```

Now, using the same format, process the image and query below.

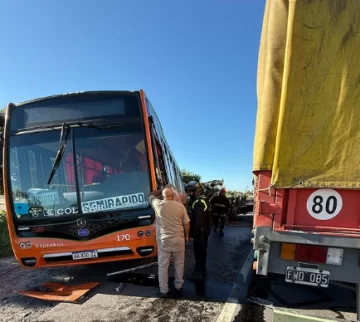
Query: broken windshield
9,126,151,221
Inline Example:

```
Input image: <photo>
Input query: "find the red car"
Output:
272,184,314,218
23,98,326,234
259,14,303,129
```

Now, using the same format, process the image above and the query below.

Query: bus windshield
9,126,151,221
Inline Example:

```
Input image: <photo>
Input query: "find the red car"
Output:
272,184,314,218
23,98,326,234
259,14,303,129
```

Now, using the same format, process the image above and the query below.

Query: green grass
0,211,13,257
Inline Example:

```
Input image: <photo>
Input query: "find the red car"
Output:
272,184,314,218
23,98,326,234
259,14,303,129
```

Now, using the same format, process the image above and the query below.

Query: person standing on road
148,185,191,298
185,190,195,220
210,188,230,236
190,183,211,279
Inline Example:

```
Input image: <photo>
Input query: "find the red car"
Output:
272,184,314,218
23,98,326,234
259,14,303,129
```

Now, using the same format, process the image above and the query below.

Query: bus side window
179,170,185,191
155,140,168,185
171,158,180,190
146,98,167,188
162,144,173,185
165,148,176,187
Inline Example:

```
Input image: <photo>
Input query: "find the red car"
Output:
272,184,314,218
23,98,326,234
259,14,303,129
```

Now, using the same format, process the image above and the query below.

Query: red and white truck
252,0,360,313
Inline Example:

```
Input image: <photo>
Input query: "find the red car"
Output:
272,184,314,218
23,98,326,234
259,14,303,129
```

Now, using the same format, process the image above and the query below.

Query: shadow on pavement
108,272,233,302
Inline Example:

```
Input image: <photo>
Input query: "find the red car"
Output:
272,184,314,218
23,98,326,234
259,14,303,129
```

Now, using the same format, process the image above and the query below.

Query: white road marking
215,248,254,322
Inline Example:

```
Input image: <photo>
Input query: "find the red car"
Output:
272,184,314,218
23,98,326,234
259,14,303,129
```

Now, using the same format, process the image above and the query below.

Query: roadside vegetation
0,210,12,257
181,169,201,183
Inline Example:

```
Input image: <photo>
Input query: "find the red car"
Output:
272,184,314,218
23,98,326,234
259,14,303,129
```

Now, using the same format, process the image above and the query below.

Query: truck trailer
252,0,360,318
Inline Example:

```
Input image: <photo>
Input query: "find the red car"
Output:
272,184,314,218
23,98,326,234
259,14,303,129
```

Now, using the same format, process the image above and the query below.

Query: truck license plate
285,266,330,287
72,250,98,260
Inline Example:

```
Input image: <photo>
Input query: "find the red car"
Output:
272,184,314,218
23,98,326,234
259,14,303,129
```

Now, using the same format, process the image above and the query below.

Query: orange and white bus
3,90,184,268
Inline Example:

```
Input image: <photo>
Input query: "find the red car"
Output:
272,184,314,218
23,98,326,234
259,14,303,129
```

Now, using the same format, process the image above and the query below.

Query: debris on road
115,283,124,292
16,281,100,303
107,261,158,277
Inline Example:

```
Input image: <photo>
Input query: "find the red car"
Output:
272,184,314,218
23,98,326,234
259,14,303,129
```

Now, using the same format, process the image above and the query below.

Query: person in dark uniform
210,188,230,236
184,182,197,238
188,182,211,279
187,190,196,216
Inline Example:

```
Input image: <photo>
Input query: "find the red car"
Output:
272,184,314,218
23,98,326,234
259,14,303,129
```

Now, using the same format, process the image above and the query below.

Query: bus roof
8,89,183,180
12,90,142,107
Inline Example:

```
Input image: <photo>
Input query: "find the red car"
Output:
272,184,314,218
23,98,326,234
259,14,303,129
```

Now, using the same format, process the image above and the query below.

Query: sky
0,0,266,191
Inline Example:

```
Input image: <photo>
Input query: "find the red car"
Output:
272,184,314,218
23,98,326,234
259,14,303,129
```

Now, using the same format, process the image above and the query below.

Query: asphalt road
0,219,254,322
2,204,358,322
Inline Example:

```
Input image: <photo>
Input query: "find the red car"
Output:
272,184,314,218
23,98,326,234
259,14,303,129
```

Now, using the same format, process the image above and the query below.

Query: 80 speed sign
306,189,343,220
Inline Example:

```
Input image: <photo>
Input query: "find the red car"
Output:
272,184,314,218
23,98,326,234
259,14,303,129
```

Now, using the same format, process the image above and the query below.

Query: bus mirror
148,116,154,124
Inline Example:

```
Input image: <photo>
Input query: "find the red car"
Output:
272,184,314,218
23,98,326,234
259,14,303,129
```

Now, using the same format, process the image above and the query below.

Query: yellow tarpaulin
253,0,360,188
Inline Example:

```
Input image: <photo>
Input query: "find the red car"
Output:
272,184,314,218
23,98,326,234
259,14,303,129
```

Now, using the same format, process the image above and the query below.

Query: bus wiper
75,121,122,129
75,119,141,129
47,123,70,185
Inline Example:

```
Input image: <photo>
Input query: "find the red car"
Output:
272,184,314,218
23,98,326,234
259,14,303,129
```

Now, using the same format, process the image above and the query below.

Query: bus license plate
285,266,330,288
72,250,98,260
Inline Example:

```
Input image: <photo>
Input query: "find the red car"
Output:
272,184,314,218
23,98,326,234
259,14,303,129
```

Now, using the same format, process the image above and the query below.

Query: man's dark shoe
172,287,183,297
157,291,169,298
219,230,224,237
